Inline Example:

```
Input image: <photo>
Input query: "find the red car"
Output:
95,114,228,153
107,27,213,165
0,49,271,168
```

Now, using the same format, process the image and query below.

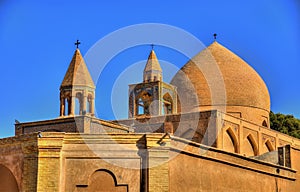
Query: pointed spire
60,48,95,89
143,49,163,82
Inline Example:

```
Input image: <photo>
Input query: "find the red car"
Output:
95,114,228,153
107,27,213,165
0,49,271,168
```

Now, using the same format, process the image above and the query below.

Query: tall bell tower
59,41,95,117
128,49,177,118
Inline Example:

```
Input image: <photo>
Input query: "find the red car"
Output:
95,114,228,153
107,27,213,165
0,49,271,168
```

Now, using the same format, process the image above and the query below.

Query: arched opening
75,92,83,115
75,98,80,115
64,97,72,115
162,93,173,115
223,128,238,153
262,120,268,127
136,91,152,115
243,134,258,156
0,164,19,192
138,98,144,115
63,98,68,115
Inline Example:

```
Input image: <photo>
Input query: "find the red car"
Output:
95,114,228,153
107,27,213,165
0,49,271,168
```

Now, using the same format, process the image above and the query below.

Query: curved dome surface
171,42,270,126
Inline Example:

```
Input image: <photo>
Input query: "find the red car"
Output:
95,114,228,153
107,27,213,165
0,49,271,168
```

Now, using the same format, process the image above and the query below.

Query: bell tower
60,42,95,117
128,49,177,118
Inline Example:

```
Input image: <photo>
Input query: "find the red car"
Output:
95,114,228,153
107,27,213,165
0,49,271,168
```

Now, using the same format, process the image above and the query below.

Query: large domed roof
171,41,270,125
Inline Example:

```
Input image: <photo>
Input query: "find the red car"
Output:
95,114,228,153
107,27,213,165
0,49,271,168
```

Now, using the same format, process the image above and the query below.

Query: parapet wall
169,136,299,192
15,116,132,135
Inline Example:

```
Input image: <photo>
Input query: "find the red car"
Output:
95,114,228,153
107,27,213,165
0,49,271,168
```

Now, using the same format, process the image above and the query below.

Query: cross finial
213,33,217,41
151,44,154,50
75,40,81,49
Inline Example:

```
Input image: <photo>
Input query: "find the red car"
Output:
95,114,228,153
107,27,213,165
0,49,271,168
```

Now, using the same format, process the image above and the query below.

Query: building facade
0,40,300,191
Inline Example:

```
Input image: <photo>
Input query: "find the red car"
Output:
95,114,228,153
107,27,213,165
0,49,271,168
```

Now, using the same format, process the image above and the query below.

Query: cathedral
0,39,300,191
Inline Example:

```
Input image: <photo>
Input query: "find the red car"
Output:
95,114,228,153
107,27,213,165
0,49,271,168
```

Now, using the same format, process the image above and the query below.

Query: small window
262,120,268,127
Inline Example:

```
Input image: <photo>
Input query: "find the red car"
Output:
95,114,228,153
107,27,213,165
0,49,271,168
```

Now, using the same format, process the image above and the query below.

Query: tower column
70,96,75,115
90,97,95,116
82,93,87,115
60,97,65,116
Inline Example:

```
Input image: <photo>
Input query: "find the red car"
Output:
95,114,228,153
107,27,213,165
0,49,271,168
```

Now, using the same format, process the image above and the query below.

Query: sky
0,0,299,138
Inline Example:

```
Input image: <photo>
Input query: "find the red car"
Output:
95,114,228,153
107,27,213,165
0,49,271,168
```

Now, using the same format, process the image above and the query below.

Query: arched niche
243,134,258,156
262,139,275,154
0,164,19,192
262,120,268,127
223,128,238,153
76,169,128,192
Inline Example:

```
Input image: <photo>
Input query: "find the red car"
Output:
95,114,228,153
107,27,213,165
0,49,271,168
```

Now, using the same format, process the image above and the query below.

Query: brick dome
171,42,270,126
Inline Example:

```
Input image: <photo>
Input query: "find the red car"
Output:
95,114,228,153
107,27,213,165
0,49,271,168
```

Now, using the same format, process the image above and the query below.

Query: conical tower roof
144,50,162,72
61,49,95,89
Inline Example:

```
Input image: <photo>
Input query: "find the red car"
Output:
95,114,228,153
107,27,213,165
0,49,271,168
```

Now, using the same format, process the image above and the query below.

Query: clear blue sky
0,0,299,138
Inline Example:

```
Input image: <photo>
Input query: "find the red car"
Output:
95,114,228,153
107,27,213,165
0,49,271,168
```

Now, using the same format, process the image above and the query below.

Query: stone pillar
137,134,170,192
215,112,223,149
239,120,243,154
36,133,64,192
258,130,262,155
60,97,65,116
90,97,95,116
275,134,280,149
147,148,169,192
70,96,75,115
82,94,87,115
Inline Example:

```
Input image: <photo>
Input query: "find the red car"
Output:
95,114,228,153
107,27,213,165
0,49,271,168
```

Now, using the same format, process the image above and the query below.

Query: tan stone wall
0,133,39,191
1,132,299,191
219,111,300,156
169,138,299,192
60,133,144,191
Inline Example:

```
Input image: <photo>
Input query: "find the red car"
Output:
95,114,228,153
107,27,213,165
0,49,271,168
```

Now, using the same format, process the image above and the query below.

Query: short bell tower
60,41,95,117
128,49,177,118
